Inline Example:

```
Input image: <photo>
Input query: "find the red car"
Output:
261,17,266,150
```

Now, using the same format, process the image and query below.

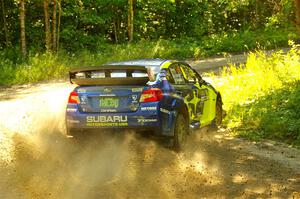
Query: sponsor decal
129,103,139,111
160,76,167,81
131,94,138,103
104,88,112,92
99,94,116,97
87,115,127,123
141,106,157,111
86,116,128,127
87,123,128,127
132,87,143,92
80,95,87,104
160,108,170,114
137,118,157,123
66,108,77,112
100,109,117,113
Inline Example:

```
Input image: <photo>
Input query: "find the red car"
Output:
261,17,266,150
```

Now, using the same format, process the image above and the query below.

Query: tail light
68,91,80,104
140,88,163,102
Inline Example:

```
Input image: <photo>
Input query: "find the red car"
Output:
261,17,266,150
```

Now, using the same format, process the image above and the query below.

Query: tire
211,97,223,129
173,113,188,151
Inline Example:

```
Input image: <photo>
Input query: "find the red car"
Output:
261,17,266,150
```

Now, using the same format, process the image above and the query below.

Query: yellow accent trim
160,61,174,69
181,67,188,80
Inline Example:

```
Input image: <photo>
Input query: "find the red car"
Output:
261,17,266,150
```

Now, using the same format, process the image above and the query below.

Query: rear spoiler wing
69,65,149,86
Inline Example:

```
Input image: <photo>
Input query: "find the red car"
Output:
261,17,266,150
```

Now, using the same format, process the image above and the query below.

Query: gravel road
0,81,300,199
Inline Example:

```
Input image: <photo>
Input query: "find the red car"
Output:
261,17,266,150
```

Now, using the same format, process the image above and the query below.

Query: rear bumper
66,102,176,137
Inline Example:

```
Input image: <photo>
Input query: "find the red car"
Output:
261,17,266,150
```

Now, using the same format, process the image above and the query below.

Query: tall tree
56,0,61,51
52,0,57,51
128,0,134,42
295,0,300,33
1,0,9,46
44,0,51,50
19,0,26,56
113,19,118,43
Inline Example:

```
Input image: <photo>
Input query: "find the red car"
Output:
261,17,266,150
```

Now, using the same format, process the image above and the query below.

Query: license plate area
99,97,119,108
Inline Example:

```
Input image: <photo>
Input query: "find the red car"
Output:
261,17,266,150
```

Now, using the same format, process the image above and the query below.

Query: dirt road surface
187,47,291,72
1,81,300,199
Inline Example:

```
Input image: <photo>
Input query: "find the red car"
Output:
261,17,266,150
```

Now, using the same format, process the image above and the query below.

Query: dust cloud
0,82,183,198
0,83,142,198
0,82,300,199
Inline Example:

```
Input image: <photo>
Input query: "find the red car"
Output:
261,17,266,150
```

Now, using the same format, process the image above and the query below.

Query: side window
180,64,196,83
194,70,205,85
169,64,185,85
165,70,175,84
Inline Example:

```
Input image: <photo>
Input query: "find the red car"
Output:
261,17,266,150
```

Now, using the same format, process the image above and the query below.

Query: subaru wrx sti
66,59,223,150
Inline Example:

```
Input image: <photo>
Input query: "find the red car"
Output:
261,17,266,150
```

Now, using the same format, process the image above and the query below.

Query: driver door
179,64,208,122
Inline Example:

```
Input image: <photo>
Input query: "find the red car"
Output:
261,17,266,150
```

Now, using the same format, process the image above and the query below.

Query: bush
0,27,298,86
208,44,300,146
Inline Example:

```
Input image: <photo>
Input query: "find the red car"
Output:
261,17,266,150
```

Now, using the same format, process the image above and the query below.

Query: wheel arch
177,103,190,125
216,92,223,104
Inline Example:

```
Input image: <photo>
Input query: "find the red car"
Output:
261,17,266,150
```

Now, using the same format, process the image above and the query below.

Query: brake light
140,88,163,102
68,91,80,104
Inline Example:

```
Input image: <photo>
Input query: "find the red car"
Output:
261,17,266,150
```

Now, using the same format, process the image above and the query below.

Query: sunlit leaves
209,46,300,145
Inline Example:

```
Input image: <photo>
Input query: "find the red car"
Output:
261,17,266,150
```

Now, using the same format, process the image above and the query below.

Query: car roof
70,59,172,73
106,59,169,67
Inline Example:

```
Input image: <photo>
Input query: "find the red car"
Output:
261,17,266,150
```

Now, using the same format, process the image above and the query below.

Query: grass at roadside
0,28,298,86
208,44,300,146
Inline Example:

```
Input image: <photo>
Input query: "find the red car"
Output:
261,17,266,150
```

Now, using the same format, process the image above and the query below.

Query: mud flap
159,110,177,137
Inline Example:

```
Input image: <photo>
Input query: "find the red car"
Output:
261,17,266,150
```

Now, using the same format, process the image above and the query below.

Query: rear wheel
173,113,188,151
211,97,222,129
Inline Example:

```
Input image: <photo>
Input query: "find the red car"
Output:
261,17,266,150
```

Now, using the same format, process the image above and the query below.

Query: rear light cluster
140,88,163,102
68,89,163,104
68,91,80,104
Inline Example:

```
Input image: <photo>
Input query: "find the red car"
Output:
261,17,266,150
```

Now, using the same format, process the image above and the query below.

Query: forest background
0,0,299,84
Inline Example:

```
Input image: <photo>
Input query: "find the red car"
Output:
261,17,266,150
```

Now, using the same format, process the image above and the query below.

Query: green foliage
13,53,69,84
247,84,300,144
0,27,298,85
208,45,300,146
0,0,296,49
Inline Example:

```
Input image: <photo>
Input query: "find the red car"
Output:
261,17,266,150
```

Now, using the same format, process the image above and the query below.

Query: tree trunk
295,0,300,34
1,0,9,46
44,0,51,51
128,0,134,42
57,0,61,51
19,0,26,57
113,21,118,44
52,0,57,51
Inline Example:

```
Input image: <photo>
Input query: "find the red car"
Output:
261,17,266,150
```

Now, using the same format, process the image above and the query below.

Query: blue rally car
66,59,222,150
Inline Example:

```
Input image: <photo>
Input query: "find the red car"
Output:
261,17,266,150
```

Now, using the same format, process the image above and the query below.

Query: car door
167,63,191,96
179,64,208,122
165,63,202,123
166,63,194,117
192,67,217,126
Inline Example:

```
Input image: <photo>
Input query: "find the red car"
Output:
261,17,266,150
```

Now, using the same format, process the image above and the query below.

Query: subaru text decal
87,116,127,123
